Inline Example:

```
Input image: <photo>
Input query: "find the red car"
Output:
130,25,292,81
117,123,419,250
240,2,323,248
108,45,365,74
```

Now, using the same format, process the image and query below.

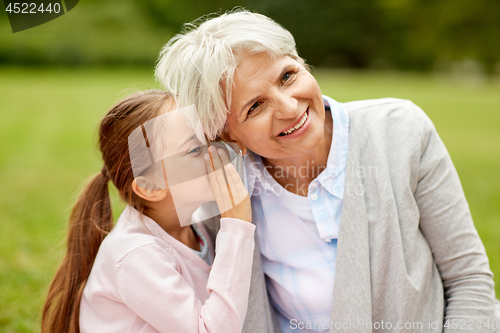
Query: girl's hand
204,146,251,223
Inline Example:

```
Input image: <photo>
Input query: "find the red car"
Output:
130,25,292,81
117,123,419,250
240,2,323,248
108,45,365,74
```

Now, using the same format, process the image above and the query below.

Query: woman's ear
132,177,168,202
219,131,233,143
220,131,248,156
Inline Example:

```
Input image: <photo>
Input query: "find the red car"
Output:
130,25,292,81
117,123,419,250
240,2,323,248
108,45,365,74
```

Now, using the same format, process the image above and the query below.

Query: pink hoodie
80,206,256,333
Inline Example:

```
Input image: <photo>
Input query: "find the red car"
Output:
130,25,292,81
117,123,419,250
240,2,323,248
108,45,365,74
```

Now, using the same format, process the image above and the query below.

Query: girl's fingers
225,169,240,206
210,147,228,197
216,148,237,201
204,152,219,192
217,147,231,167
218,148,247,204
205,150,232,212
220,153,249,205
217,147,243,190
210,146,223,172
214,169,233,212
210,147,234,209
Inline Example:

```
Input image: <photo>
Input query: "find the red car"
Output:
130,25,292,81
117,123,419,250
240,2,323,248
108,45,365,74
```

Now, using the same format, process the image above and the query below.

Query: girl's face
137,103,240,226
139,105,216,215
160,107,215,207
225,53,325,160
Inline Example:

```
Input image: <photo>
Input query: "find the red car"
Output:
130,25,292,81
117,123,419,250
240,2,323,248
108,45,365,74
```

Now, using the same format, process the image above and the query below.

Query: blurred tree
249,0,385,68
375,0,500,72
0,0,173,66
139,0,244,29
0,0,498,72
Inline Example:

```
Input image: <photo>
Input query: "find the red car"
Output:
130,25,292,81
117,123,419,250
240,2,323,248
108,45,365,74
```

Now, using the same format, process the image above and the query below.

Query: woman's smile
277,107,310,138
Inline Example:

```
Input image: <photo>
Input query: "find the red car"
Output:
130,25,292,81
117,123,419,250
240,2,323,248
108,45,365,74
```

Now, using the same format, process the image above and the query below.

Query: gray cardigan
204,98,498,333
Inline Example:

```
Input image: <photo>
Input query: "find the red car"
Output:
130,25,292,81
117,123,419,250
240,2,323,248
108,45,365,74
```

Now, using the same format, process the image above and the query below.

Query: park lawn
0,67,499,332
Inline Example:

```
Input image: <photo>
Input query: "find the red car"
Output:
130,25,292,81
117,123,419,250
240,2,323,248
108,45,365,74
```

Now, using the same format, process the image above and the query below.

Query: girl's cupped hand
204,146,251,223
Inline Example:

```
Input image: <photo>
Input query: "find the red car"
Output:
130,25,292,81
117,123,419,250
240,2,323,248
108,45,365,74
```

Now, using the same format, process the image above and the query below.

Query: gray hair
155,9,302,140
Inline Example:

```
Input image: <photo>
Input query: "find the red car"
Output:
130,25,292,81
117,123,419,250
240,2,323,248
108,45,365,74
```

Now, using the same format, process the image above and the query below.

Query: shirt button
310,193,318,201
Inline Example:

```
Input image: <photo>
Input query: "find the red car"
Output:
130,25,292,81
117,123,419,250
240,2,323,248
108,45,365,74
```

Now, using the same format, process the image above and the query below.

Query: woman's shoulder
341,97,434,142
342,97,425,121
340,98,438,178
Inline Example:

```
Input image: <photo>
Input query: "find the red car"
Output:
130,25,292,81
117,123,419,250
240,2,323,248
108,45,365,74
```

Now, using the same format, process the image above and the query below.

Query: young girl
42,90,255,333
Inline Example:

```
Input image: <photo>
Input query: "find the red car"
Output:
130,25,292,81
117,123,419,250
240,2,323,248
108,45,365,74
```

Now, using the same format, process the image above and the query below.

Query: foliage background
1,0,500,72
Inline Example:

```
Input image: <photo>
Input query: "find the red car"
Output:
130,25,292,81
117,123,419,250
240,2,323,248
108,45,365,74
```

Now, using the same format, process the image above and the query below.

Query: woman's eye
248,101,261,113
187,146,201,155
282,72,291,82
281,71,294,84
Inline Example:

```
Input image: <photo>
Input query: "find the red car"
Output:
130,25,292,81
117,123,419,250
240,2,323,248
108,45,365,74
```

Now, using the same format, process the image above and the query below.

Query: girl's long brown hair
41,90,172,333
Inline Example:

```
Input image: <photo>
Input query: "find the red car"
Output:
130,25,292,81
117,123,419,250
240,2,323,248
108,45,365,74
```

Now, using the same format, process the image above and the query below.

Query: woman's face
226,53,325,160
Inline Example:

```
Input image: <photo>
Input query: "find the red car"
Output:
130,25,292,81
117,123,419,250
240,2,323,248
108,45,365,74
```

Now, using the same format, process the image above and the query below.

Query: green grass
0,67,155,332
0,67,499,332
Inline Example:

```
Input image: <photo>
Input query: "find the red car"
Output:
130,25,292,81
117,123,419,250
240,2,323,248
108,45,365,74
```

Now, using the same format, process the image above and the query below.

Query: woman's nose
272,95,299,120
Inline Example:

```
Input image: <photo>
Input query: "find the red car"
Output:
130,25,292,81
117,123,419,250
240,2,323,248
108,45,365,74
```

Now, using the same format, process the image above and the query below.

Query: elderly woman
155,10,498,333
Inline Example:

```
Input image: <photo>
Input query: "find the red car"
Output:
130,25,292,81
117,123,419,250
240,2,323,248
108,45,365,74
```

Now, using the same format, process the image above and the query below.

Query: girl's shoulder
82,207,184,312
96,206,176,269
